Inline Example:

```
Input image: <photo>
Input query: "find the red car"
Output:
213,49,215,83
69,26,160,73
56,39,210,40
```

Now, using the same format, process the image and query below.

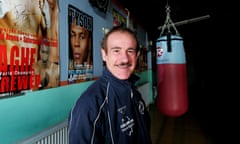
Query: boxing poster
68,4,93,84
0,0,59,97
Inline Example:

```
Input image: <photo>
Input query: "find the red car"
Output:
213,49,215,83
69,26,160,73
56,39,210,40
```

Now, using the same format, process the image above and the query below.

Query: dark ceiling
117,0,235,42
117,0,238,71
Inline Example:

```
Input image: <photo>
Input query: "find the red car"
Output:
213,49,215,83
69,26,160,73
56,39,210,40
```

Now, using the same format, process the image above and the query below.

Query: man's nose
74,37,81,45
120,51,129,62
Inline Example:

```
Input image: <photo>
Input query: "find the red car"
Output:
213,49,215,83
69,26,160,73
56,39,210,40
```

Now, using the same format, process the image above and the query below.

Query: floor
148,102,215,144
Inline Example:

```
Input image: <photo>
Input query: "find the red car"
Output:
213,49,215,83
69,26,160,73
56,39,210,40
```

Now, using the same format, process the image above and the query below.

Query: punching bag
156,34,188,117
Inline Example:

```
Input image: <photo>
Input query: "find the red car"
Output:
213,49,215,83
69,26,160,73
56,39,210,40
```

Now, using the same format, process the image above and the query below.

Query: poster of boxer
0,0,59,97
68,4,93,84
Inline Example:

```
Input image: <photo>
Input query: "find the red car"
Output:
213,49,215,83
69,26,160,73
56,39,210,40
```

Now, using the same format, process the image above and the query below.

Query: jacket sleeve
68,100,95,144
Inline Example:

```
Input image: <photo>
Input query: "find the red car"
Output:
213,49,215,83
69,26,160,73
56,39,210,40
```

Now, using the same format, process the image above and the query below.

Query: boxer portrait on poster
0,0,59,96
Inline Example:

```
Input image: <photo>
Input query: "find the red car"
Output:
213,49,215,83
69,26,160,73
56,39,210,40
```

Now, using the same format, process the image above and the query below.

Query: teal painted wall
136,70,155,104
0,81,93,144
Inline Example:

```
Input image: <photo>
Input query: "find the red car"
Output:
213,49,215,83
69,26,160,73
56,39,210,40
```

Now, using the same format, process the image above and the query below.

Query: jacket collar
102,67,140,87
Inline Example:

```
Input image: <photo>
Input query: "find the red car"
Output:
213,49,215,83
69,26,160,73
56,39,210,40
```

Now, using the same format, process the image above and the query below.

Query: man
68,26,152,144
69,17,92,69
33,39,59,89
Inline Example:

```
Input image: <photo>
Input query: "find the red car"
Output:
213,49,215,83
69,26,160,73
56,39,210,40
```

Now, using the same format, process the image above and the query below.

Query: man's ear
136,51,140,59
101,48,106,61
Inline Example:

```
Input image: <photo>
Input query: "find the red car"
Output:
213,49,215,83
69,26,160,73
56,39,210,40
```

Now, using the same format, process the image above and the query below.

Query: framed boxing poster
67,4,93,84
0,0,60,97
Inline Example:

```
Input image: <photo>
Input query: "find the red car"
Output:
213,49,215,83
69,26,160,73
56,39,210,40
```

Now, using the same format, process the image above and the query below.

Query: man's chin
114,72,131,80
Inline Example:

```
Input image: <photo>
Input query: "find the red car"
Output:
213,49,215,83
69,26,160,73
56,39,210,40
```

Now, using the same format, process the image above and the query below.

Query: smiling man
68,26,152,144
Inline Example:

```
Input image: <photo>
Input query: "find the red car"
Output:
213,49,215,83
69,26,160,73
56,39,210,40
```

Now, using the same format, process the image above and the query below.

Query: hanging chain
160,5,180,36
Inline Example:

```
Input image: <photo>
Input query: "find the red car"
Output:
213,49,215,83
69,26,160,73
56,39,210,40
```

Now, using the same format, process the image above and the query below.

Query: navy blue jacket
68,68,152,144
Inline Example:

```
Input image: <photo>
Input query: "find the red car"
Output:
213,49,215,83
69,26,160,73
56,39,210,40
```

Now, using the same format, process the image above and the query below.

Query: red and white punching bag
156,34,188,117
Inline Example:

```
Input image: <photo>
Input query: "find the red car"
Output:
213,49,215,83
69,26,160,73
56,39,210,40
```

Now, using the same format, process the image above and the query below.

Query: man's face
101,31,139,80
70,22,89,65
40,44,49,63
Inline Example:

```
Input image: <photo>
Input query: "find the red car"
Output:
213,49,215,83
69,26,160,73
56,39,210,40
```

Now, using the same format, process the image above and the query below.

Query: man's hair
101,26,140,53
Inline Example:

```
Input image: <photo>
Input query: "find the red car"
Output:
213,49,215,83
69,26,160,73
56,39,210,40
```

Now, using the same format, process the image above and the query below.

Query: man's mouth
74,53,81,58
116,63,132,68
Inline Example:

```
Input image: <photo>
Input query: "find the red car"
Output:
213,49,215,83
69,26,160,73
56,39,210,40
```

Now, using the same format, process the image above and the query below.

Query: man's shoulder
78,78,107,103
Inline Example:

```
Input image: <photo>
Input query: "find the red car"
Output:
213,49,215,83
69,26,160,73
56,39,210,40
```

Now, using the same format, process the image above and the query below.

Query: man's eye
128,49,136,54
71,33,75,37
80,34,85,39
113,49,120,53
